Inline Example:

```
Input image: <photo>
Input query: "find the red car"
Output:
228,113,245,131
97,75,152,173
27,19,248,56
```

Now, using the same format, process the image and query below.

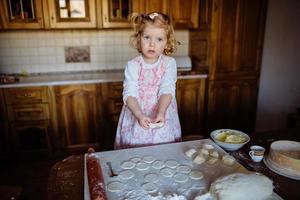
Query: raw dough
203,144,214,150
207,157,218,165
142,182,158,193
144,173,159,183
176,165,192,174
160,167,175,177
210,173,273,200
185,148,197,158
152,160,165,169
193,154,206,165
136,162,150,171
107,181,124,192
143,155,156,163
149,122,164,129
121,160,136,169
198,149,209,157
119,170,135,180
210,150,219,158
189,170,204,180
131,157,142,163
165,160,179,168
173,173,189,183
222,155,236,166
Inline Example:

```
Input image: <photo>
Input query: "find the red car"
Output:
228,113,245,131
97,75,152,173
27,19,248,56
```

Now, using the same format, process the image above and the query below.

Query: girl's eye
157,38,163,42
143,35,150,40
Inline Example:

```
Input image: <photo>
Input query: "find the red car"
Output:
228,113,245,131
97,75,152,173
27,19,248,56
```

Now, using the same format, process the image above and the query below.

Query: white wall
256,0,300,131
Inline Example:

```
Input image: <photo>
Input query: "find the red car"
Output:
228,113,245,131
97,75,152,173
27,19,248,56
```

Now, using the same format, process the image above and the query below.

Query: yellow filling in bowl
216,131,247,144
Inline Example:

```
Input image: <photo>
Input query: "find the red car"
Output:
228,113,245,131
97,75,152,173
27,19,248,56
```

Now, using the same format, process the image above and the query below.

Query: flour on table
173,173,189,183
176,165,191,174
144,173,159,183
165,160,179,168
160,167,175,177
147,193,187,200
131,157,142,163
142,182,158,193
119,170,135,180
136,161,150,171
189,170,204,180
152,160,165,169
143,155,156,163
107,181,124,192
121,160,136,169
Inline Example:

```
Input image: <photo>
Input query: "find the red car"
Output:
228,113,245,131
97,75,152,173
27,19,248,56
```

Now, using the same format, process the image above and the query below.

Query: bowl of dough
211,129,250,151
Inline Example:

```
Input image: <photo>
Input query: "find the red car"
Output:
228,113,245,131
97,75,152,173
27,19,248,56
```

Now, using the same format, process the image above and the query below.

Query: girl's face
140,24,167,64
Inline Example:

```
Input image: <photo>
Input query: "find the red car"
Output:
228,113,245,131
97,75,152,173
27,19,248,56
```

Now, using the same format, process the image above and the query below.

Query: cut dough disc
152,160,165,169
131,157,142,163
141,182,158,193
144,173,159,183
173,173,189,183
160,167,175,177
119,170,135,180
107,181,124,192
189,170,204,180
176,165,192,174
121,161,136,169
165,160,179,168
136,162,150,171
143,155,156,163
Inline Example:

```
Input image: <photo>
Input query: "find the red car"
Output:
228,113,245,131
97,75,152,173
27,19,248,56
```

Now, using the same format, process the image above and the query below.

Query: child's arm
126,96,152,129
153,94,172,123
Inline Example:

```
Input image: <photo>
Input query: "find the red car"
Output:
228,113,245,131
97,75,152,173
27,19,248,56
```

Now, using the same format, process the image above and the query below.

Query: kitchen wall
256,0,300,131
0,30,189,74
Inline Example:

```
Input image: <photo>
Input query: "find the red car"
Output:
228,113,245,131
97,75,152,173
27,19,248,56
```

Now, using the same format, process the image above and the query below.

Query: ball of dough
185,148,197,158
222,155,235,166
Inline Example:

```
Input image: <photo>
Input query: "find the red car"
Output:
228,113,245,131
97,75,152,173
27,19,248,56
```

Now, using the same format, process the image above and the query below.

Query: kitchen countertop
0,70,207,88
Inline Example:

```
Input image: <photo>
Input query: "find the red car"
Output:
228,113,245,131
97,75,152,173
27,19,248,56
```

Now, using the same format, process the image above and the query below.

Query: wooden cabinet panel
133,0,169,14
54,84,102,152
170,0,199,29
207,79,258,132
7,104,49,122
47,0,97,28
176,78,206,138
0,0,45,29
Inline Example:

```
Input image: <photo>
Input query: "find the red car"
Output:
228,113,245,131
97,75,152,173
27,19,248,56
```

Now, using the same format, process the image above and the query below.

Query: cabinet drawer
7,104,49,122
107,83,123,98
4,87,48,105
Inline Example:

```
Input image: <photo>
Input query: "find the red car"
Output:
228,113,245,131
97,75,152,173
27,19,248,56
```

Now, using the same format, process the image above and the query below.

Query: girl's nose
150,40,155,46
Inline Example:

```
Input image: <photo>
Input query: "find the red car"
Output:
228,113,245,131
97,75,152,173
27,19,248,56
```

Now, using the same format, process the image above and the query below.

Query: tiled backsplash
0,30,189,74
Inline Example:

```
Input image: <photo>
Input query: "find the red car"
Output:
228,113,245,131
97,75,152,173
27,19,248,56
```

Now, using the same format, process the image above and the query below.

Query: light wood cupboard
53,84,103,153
133,0,169,14
0,0,45,29
47,0,97,28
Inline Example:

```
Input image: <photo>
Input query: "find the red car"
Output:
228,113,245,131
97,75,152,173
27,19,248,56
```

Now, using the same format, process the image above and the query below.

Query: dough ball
185,148,197,158
210,173,273,200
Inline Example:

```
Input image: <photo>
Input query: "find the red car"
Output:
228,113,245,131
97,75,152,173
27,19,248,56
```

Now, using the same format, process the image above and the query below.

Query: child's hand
153,112,165,124
137,114,152,129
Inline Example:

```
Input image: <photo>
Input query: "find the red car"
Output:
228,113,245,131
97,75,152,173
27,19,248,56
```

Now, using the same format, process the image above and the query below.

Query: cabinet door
170,0,199,29
176,78,206,138
133,0,169,14
207,79,258,133
102,0,133,28
210,0,267,80
54,84,103,152
0,0,44,29
47,0,96,28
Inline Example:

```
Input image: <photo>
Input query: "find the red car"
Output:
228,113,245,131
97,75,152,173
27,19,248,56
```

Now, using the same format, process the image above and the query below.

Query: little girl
115,12,181,149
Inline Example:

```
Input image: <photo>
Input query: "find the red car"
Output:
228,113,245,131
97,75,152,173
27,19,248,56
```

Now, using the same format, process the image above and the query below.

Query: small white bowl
210,129,250,151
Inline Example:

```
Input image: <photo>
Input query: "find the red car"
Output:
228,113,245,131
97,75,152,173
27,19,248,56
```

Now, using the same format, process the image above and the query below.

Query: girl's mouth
148,50,155,54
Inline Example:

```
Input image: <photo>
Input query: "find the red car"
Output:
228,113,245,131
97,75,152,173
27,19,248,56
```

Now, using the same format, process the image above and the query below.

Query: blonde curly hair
130,12,180,55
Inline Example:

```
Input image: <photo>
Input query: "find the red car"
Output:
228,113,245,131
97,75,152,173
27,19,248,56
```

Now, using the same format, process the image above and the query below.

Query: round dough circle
174,173,189,183
165,160,179,168
142,182,158,193
136,162,150,171
107,181,124,192
189,170,204,180
121,161,136,169
143,155,156,163
152,160,165,169
176,165,192,174
160,167,175,177
131,157,142,163
119,170,135,180
144,173,159,183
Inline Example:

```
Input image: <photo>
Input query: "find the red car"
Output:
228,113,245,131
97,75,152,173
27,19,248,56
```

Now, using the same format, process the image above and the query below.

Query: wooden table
46,128,300,200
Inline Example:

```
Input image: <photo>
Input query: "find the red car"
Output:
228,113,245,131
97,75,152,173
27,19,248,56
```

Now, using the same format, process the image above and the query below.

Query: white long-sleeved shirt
123,55,177,104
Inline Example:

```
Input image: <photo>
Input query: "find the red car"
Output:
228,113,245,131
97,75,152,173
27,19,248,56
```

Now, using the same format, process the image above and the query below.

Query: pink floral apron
115,56,181,149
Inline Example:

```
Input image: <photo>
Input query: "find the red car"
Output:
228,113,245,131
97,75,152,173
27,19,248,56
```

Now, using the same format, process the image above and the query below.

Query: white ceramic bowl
210,129,250,151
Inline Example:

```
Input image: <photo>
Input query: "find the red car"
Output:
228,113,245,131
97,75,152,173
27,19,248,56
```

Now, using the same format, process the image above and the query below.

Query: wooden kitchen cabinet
176,78,206,139
53,84,103,153
2,86,52,156
133,0,169,14
47,0,97,28
0,0,45,29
